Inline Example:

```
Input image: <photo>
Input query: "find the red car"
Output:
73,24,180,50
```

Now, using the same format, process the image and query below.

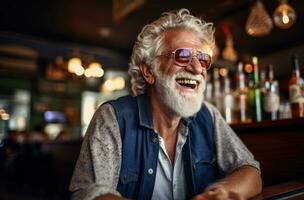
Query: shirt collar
181,112,197,127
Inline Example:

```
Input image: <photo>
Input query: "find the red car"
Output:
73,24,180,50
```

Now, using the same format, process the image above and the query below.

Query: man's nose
185,56,203,74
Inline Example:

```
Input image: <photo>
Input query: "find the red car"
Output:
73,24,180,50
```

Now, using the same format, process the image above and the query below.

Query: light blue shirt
151,124,188,200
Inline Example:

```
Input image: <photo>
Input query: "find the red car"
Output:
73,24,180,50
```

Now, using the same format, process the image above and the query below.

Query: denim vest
109,94,219,199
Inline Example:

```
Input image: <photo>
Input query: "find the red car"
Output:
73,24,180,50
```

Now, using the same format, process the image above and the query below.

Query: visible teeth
176,79,197,85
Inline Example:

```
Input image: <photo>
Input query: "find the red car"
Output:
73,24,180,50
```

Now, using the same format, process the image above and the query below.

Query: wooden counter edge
250,179,304,200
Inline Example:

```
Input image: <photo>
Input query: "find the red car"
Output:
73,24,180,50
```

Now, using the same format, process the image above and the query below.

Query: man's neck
149,91,181,140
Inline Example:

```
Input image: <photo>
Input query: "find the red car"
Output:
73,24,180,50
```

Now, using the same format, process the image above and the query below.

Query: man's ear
139,63,155,84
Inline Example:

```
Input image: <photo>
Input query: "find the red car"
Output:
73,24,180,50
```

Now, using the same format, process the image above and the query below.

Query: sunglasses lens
174,49,192,65
197,52,211,69
172,49,211,69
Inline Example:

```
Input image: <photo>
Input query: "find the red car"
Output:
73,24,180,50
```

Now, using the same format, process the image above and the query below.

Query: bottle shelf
230,117,304,132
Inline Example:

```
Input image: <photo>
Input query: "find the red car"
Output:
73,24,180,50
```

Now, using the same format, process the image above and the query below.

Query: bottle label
224,94,234,108
289,84,302,103
263,92,280,112
240,94,247,110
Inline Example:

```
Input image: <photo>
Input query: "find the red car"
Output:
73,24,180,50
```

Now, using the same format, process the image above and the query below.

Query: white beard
153,69,206,118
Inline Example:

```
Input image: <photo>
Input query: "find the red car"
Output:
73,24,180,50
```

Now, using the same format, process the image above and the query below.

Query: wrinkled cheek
199,81,206,93
202,70,207,79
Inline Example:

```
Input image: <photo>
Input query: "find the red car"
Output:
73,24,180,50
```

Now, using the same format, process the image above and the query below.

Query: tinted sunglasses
159,48,212,70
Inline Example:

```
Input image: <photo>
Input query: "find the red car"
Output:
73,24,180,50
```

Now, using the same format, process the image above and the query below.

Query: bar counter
251,179,304,200
0,117,303,199
231,117,304,187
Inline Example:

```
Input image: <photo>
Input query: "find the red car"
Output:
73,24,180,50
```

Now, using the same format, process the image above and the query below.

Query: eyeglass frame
156,48,212,70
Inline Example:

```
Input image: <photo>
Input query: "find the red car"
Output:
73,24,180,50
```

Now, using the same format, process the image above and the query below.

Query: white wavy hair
128,8,215,96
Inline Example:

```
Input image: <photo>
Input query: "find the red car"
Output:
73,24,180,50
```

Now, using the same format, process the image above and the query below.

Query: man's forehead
162,30,213,56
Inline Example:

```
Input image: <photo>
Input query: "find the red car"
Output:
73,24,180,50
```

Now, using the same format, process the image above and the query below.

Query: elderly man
70,8,262,200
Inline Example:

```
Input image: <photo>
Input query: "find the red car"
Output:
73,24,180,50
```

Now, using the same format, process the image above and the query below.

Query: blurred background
0,0,304,199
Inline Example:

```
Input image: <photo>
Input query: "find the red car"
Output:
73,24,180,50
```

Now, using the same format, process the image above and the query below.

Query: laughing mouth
176,78,199,89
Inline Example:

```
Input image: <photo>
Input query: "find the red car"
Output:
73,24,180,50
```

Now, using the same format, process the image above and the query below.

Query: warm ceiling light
101,76,126,92
89,62,104,78
221,24,238,62
85,62,104,78
1,112,9,120
102,79,115,92
219,68,228,77
74,64,84,76
273,0,296,29
222,35,238,62
246,0,273,37
244,63,253,73
114,76,125,90
96,68,105,78
84,68,92,78
68,57,82,73
0,108,5,115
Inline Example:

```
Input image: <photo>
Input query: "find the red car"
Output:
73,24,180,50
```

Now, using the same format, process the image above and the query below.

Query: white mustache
173,71,204,84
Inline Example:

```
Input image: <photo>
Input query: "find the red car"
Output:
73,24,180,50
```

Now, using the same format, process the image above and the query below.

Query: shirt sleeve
69,103,122,200
204,102,260,176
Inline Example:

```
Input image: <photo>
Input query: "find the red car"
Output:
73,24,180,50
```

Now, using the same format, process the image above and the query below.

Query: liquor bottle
221,72,234,123
212,68,222,111
289,55,304,118
233,62,251,123
260,67,266,93
204,73,213,103
263,64,280,120
0,108,8,145
249,56,263,122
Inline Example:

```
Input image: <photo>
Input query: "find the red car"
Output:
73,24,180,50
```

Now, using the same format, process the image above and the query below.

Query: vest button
151,137,158,143
148,168,153,175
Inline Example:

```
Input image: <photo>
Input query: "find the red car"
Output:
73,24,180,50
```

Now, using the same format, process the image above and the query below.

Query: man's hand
192,187,245,200
192,166,262,200
94,194,127,200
